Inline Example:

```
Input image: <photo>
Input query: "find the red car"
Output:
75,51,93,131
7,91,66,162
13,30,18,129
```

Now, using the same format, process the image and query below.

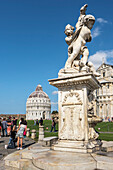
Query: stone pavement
3,140,113,170
3,142,113,170
0,136,35,170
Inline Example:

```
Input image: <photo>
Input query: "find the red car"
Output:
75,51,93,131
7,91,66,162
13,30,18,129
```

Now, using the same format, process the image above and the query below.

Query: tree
51,110,58,115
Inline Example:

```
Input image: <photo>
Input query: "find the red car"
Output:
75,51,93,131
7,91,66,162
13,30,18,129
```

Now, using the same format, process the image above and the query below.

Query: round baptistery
26,85,51,120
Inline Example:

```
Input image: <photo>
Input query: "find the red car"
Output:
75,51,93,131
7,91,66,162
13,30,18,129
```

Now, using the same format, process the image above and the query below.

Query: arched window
103,72,105,77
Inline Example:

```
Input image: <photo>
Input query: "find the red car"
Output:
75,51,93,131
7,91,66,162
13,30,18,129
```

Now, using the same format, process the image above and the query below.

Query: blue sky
0,0,113,114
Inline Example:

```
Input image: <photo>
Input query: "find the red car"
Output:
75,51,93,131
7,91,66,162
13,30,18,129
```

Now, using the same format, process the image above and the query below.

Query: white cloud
52,91,58,95
89,50,113,69
92,18,108,38
51,102,58,105
97,18,108,24
92,27,101,38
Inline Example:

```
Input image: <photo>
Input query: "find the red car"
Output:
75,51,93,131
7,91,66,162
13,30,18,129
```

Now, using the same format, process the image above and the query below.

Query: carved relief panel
59,90,85,140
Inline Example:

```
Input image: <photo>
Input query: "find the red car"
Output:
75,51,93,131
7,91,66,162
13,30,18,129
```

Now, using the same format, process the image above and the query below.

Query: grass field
97,133,113,141
95,122,113,132
95,122,113,141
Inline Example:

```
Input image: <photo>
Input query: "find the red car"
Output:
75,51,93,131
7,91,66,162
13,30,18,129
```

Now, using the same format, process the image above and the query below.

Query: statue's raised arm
76,4,88,31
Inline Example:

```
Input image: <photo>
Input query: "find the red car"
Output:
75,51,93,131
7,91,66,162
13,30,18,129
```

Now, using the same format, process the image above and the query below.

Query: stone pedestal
38,125,44,142
26,128,30,137
49,73,101,153
31,129,36,139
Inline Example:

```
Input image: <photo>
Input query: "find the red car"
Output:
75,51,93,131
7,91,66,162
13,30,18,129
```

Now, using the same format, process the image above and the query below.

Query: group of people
34,118,43,126
0,116,27,150
34,117,56,132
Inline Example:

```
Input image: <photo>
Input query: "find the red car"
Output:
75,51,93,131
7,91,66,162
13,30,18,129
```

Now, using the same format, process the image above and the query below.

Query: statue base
49,72,102,153
52,140,102,153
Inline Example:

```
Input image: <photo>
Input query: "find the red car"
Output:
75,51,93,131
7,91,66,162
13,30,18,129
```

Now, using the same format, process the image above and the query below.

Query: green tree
51,110,58,114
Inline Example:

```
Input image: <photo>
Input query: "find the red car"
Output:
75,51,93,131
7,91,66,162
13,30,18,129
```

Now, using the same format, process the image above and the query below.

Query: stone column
26,128,30,137
38,125,44,142
31,129,36,139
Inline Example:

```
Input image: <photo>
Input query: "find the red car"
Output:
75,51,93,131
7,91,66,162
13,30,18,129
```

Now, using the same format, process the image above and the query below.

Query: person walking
2,118,7,137
50,118,56,132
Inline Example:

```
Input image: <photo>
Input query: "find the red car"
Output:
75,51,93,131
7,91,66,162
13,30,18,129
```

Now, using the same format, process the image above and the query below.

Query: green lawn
97,133,113,141
94,122,113,141
95,122,113,132
26,120,58,131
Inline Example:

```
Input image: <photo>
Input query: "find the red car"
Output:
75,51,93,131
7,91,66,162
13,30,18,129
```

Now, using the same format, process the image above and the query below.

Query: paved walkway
0,136,35,170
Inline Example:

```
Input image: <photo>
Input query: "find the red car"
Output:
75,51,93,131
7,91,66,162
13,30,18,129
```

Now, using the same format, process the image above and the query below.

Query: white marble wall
96,63,113,119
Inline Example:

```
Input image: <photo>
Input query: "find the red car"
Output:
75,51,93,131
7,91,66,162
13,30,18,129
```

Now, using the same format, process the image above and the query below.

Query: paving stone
92,153,113,170
32,150,97,170
21,148,50,159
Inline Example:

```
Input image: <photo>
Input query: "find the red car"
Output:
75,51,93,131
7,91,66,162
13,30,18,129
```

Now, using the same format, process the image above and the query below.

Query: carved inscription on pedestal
60,92,85,140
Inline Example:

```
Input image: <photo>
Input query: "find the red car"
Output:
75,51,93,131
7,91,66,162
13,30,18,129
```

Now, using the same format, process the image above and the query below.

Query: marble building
26,84,51,120
96,63,113,120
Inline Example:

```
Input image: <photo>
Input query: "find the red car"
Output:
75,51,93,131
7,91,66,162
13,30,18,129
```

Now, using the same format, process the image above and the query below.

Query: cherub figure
64,4,99,76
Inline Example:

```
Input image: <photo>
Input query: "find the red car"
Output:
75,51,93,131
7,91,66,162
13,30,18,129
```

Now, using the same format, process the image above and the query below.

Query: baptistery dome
29,85,49,99
26,85,51,120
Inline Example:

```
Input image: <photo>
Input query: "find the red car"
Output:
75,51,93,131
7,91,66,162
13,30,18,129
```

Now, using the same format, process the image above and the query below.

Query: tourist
50,117,56,132
16,118,26,150
34,120,36,126
0,117,2,138
8,125,16,149
36,119,39,125
2,118,7,137
7,117,12,136
12,117,17,126
24,120,27,126
19,117,23,125
39,118,43,126
23,120,27,138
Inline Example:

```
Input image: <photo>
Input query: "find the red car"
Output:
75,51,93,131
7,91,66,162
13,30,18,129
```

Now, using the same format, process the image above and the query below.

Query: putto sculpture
49,4,102,154
60,4,98,76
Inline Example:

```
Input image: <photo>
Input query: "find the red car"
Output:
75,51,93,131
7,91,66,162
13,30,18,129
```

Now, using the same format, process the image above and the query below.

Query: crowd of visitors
0,116,57,150
0,116,27,150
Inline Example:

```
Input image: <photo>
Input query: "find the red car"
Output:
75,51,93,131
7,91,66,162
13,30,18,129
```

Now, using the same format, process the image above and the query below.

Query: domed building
26,85,51,120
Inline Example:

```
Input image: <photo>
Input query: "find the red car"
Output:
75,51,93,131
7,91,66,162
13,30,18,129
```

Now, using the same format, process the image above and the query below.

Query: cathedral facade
26,85,51,120
96,63,113,120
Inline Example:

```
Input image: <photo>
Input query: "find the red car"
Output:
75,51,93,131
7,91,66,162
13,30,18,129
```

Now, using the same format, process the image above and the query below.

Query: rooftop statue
64,4,99,76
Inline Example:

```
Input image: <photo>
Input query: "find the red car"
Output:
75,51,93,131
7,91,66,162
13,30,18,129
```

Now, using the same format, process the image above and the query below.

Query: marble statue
64,4,98,75
49,4,102,153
